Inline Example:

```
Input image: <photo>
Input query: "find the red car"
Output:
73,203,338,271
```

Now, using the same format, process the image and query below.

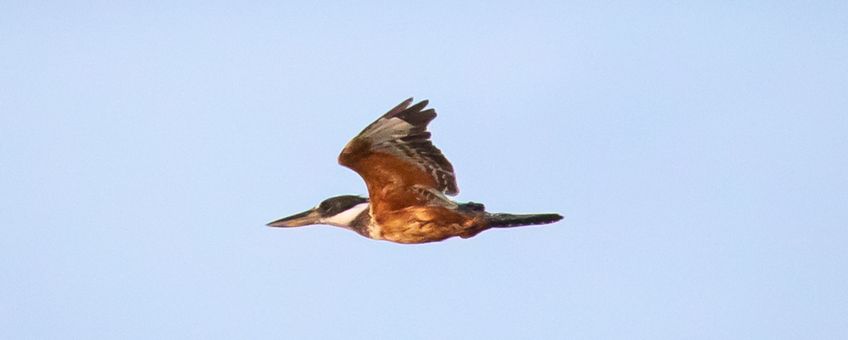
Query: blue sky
2,2,846,339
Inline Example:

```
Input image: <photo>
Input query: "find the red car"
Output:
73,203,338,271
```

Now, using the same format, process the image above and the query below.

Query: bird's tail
485,212,563,228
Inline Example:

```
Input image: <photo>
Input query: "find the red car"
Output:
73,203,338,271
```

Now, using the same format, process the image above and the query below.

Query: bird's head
267,195,369,228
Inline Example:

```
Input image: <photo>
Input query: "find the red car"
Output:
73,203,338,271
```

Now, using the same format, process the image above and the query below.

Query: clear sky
2,2,846,339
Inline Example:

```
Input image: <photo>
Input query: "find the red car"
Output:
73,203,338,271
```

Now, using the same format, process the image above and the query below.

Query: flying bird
268,98,562,243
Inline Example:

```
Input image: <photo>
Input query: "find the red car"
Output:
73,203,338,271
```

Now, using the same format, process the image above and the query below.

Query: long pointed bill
267,209,322,228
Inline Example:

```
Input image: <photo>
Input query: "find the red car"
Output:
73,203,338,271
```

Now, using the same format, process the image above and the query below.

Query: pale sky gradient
2,2,847,339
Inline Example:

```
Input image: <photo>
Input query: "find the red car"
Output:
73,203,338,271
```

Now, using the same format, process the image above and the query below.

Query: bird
267,98,563,244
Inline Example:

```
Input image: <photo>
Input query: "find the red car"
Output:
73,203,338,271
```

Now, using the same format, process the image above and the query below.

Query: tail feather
486,213,563,228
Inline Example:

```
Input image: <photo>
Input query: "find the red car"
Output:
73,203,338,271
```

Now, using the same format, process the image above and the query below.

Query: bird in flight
268,98,562,243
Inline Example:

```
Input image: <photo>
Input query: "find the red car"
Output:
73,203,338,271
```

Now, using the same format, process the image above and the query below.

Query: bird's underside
268,98,562,244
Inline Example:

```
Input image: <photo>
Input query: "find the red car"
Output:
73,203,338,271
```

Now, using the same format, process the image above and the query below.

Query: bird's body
268,98,562,244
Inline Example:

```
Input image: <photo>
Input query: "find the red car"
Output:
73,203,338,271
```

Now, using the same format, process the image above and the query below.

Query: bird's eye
318,200,333,212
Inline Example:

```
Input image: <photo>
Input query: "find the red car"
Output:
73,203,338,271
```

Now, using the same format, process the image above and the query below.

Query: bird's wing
338,98,458,212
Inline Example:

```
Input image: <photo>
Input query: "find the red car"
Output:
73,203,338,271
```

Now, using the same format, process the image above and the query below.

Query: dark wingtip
396,100,437,127
384,98,414,117
407,99,429,113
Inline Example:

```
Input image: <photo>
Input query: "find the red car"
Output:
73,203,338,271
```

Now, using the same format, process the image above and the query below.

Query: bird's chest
367,207,471,244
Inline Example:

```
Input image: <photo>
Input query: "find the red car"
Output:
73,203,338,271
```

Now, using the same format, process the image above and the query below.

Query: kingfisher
268,98,563,244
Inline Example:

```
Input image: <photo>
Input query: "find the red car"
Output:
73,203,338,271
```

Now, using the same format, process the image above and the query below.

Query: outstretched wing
339,98,458,212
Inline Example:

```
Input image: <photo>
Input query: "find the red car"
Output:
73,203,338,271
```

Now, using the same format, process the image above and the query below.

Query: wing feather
339,98,459,200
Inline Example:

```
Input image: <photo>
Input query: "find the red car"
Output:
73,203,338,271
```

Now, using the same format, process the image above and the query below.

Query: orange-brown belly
369,206,485,243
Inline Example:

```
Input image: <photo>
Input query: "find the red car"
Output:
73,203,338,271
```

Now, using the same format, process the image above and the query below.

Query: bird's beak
267,208,322,228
